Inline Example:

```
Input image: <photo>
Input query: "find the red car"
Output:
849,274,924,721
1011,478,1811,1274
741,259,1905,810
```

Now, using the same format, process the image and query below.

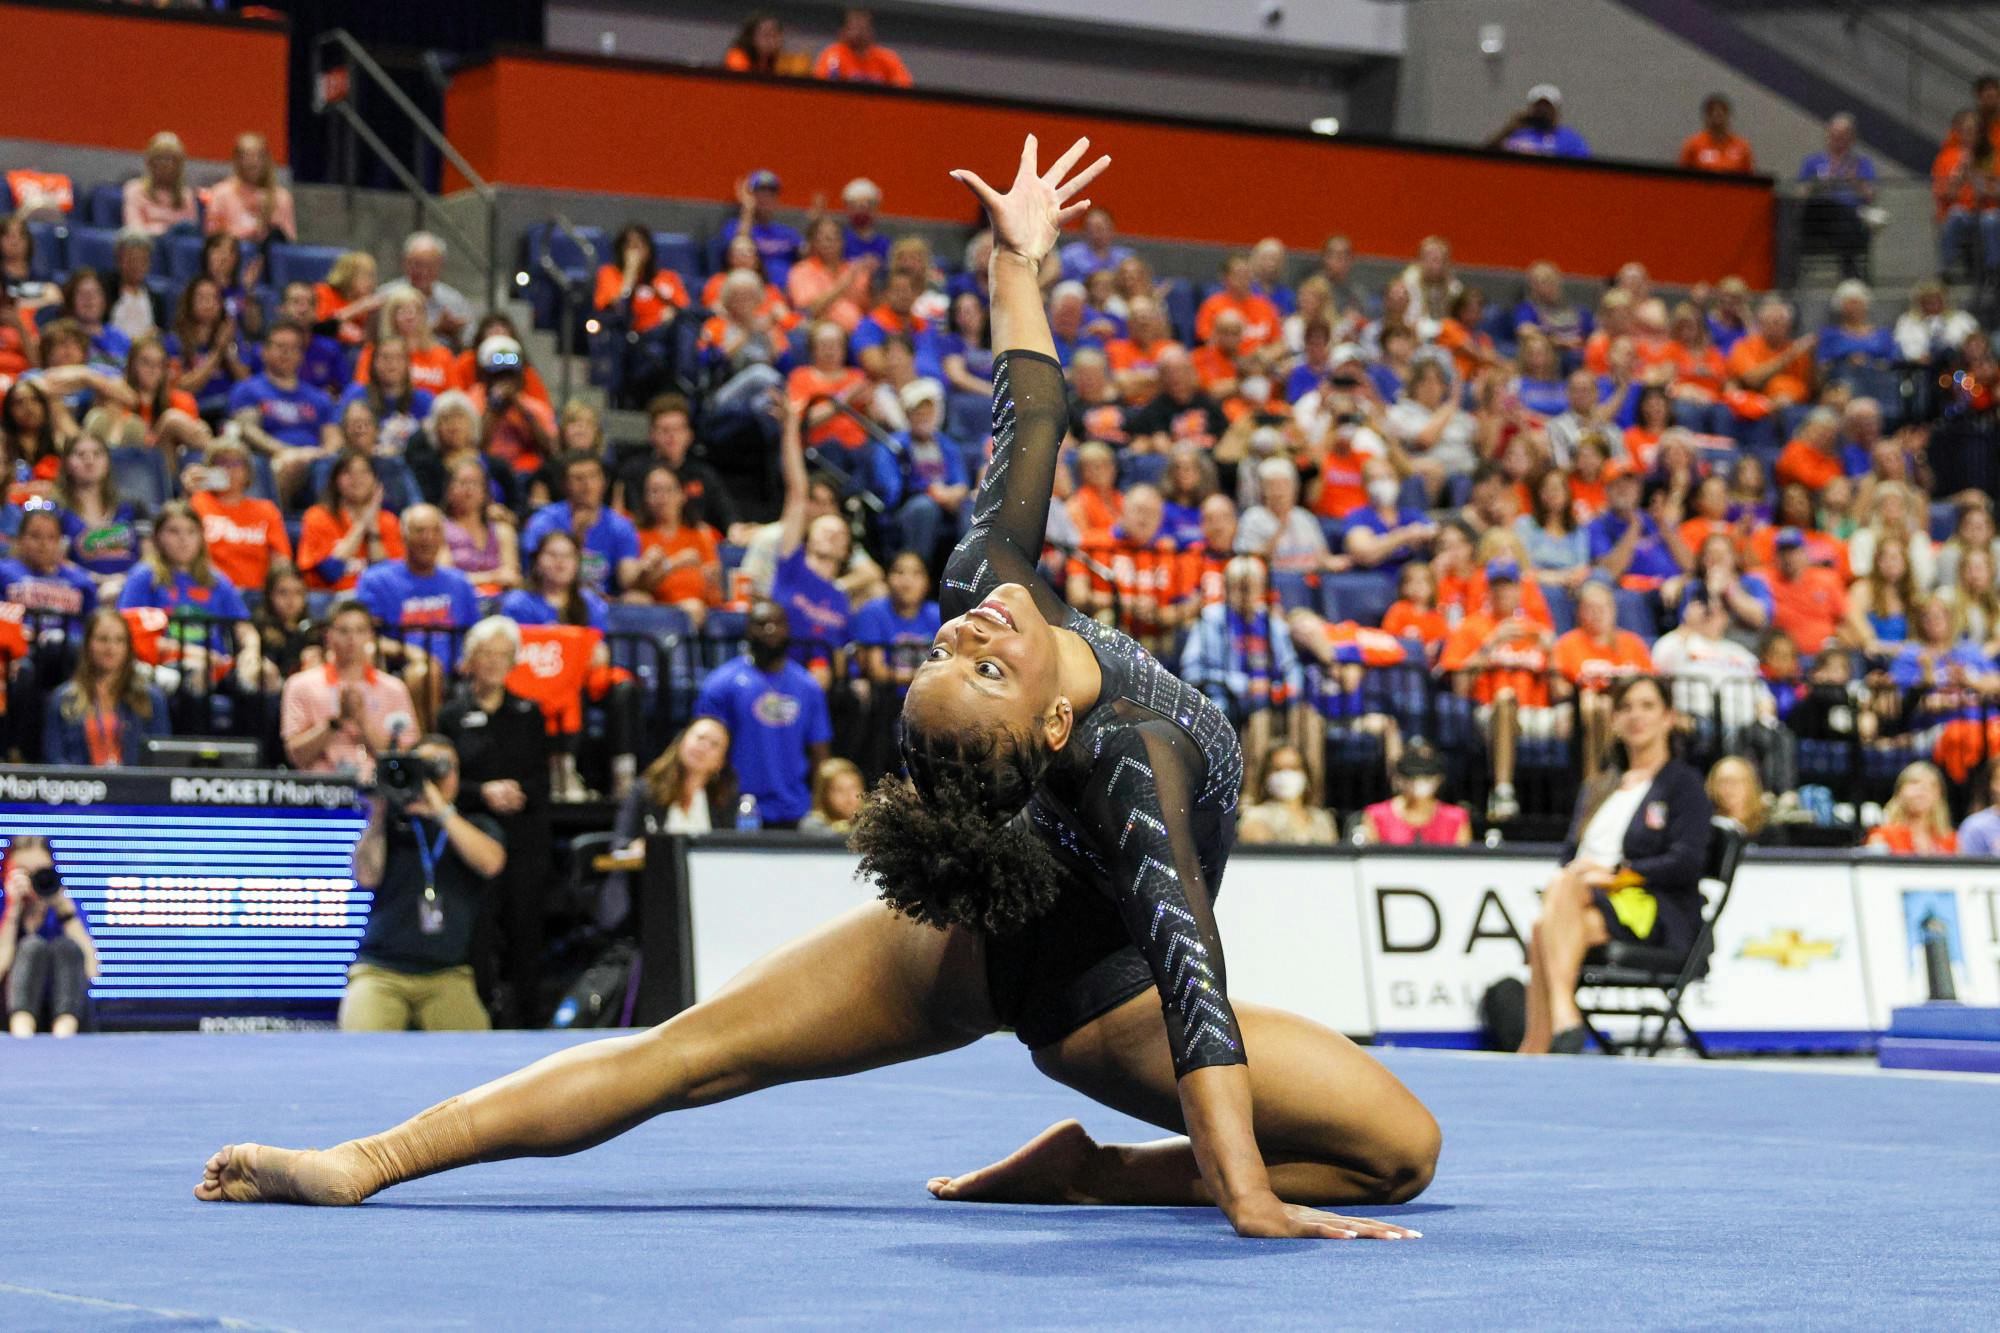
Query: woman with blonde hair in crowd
801,757,866,835
1943,546,2000,654
357,289,453,394
1705,755,1767,840
315,250,383,347
1845,531,1920,656
1867,761,1957,855
122,130,199,235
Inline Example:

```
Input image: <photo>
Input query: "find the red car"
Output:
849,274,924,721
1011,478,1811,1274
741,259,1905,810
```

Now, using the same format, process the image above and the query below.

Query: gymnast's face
904,582,1070,751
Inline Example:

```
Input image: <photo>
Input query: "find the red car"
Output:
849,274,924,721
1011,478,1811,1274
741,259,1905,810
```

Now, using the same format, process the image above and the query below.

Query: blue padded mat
3,1033,1997,1330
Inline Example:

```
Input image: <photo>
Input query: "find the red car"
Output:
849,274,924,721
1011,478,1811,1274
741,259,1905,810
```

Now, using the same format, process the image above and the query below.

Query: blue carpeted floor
3,1032,1997,1330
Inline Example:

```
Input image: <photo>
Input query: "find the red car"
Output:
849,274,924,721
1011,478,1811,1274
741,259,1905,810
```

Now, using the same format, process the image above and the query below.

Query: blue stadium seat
267,243,346,289
1545,584,1576,636
109,446,170,511
519,221,608,337
1159,278,1197,345
1613,588,1658,642
1319,570,1397,626
651,232,702,287
1270,570,1316,613
163,231,206,284
65,225,120,276
606,603,696,713
1931,501,1957,543
84,183,125,229
24,220,65,280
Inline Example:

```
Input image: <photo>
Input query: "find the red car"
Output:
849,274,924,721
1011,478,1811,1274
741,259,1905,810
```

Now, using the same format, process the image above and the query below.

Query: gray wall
1395,0,1904,180
1733,4,2000,141
546,0,1362,130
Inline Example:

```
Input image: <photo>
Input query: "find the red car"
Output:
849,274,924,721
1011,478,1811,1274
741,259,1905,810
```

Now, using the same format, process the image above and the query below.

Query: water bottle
736,793,762,832
1483,827,1504,849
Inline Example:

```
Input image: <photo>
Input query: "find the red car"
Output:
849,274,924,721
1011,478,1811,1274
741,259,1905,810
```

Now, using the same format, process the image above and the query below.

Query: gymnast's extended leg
196,903,995,1204
928,990,1440,1211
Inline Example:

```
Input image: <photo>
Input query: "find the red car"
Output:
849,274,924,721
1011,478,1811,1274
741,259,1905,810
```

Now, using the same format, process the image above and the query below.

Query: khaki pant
339,963,491,1032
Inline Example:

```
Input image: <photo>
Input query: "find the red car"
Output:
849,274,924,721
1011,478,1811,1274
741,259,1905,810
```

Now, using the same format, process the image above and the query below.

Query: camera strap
413,818,450,901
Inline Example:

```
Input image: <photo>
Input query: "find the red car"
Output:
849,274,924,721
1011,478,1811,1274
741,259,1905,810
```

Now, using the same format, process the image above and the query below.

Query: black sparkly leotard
943,350,1247,1079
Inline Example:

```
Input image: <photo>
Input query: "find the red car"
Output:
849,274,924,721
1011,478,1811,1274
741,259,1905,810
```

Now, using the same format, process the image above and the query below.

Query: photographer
339,735,507,1032
3,836,99,1038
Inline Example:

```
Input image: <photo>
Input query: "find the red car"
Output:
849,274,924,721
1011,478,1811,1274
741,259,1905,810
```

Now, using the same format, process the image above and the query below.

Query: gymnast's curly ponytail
849,723,1071,935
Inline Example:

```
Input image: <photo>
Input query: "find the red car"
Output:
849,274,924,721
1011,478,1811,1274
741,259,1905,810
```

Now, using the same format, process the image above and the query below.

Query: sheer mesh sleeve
940,350,1072,623
1079,720,1245,1078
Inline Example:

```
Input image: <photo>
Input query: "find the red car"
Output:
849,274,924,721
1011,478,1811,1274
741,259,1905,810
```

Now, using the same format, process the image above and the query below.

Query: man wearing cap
1439,558,1560,824
1764,526,1858,653
723,171,804,288
469,334,556,481
382,233,472,344
889,378,969,563
840,178,890,267
1490,85,1591,159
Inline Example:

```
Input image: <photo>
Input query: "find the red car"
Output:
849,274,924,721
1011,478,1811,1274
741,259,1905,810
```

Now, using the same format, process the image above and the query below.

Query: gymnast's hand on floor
1225,1192,1421,1241
950,134,1109,266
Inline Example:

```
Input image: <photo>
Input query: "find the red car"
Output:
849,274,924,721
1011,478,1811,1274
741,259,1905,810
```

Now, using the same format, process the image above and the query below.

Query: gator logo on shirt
752,689,802,727
77,522,137,560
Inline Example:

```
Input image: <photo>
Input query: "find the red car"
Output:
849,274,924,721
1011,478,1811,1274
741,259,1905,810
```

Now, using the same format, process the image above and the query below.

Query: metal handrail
310,28,502,310
1831,0,1997,124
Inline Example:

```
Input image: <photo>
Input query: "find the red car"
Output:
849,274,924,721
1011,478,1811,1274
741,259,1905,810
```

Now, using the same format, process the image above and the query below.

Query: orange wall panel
447,53,1773,287
0,3,288,162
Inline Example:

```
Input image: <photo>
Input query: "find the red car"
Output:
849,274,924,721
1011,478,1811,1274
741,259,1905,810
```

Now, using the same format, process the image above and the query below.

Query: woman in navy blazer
1520,675,1712,1054
43,608,170,767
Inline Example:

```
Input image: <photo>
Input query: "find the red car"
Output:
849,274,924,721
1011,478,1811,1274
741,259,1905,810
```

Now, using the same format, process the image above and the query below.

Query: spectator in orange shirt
787,216,874,333
1066,484,1199,651
1866,761,1958,855
297,449,405,592
447,313,551,406
1192,308,1249,398
787,322,873,449
595,225,691,336
1933,108,2000,278
1066,442,1124,547
1195,255,1283,352
1726,298,1815,440
725,12,812,76
1440,558,1561,824
1679,94,1755,174
1382,559,1449,660
315,251,381,348
1554,580,1654,779
813,8,913,86
1774,406,1845,493
357,290,455,395
1765,526,1859,653
189,437,290,593
1435,287,1499,383
625,463,723,629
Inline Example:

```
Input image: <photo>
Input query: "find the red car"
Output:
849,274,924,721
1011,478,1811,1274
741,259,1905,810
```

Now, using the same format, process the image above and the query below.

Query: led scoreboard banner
0,766,369,1028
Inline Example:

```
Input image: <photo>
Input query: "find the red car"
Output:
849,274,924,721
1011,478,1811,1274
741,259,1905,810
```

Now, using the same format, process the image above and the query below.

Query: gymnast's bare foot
928,1118,1104,1204
194,1143,373,1206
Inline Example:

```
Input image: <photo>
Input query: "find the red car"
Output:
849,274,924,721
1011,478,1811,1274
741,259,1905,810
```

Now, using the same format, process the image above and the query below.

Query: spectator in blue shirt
1490,84,1591,159
1058,207,1135,284
720,170,803,288
521,452,641,598
694,599,832,828
1588,472,1688,587
1799,114,1878,206
889,379,970,565
117,500,261,692
1343,458,1436,573
43,607,169,767
1817,279,1898,400
1957,762,2000,857
228,319,335,508
840,177,890,266
499,529,610,634
769,402,855,686
0,506,98,620
337,335,434,456
355,504,480,682
275,281,348,394
851,552,941,700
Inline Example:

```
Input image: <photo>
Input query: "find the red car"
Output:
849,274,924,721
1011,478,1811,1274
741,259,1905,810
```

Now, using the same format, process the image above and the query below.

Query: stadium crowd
4,41,2000,1030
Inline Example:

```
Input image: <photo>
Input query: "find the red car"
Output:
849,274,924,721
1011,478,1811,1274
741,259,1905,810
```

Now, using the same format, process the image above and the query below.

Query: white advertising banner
685,847,877,1003
1213,854,1371,1035
1356,853,1548,1040
1853,860,2000,1028
1697,861,1872,1040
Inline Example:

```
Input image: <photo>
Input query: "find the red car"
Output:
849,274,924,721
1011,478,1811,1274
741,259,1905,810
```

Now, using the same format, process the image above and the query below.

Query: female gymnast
195,137,1440,1240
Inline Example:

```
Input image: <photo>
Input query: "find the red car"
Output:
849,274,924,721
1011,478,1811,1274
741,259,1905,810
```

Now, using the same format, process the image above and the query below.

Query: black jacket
1560,757,1713,948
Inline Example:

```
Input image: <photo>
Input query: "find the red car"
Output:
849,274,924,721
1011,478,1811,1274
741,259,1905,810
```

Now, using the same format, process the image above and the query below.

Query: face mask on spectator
1240,376,1271,403
1406,776,1441,800
1266,769,1306,802
1368,479,1400,508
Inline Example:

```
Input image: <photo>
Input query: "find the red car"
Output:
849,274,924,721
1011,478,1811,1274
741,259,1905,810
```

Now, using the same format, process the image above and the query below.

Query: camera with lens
376,750,452,812
1329,372,1365,390
29,866,62,899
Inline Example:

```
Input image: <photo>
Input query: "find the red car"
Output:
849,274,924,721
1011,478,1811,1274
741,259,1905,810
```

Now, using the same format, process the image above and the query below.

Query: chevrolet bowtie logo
1737,929,1839,969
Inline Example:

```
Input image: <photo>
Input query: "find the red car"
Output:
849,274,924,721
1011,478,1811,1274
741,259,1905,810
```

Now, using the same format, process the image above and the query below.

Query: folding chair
1575,816,1747,1057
